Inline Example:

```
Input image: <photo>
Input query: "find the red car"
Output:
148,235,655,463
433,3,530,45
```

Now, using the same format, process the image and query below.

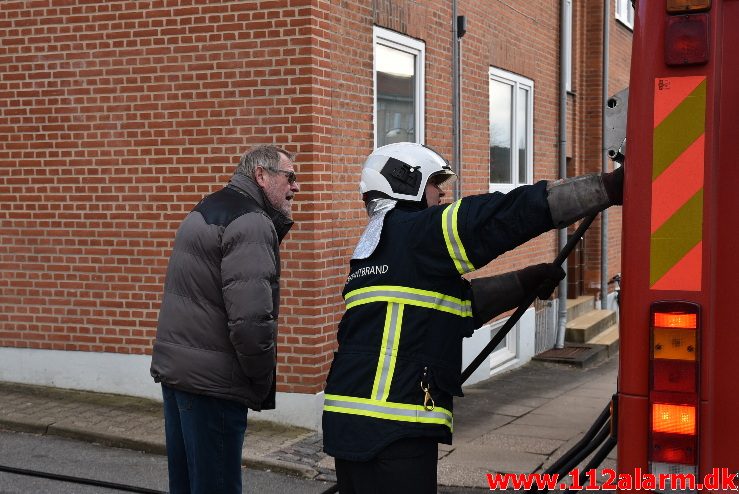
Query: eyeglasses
272,169,297,184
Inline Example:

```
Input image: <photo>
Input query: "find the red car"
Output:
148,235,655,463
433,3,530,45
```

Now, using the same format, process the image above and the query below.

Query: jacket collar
227,173,294,243
394,200,427,212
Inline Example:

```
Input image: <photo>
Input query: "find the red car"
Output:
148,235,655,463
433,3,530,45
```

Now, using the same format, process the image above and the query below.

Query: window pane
490,80,513,184
518,87,529,184
376,44,416,146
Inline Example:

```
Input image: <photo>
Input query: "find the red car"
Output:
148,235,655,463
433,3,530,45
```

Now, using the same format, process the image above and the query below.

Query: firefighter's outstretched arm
470,263,566,327
546,165,623,228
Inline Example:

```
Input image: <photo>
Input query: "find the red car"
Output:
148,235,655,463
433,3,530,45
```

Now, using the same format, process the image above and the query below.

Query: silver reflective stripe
344,286,472,317
324,395,453,430
372,303,402,401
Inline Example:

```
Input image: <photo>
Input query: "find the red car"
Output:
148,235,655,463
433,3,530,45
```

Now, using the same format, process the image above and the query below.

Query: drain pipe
555,0,569,349
600,0,611,309
451,1,465,200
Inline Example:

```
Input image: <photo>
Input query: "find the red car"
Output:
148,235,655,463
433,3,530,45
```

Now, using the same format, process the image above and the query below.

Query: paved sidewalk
0,355,618,490
439,356,618,489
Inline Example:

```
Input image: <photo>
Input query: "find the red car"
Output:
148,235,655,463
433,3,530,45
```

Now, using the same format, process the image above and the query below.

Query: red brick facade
0,1,630,397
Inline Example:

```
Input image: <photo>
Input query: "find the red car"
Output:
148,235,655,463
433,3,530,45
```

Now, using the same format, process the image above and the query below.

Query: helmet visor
429,170,457,187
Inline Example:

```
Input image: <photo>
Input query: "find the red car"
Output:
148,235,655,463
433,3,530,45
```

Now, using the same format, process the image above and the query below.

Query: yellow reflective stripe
324,394,453,430
442,200,475,274
371,303,404,402
344,285,472,317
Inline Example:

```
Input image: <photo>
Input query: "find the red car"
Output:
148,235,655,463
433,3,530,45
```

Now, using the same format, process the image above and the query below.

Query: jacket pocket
324,350,378,397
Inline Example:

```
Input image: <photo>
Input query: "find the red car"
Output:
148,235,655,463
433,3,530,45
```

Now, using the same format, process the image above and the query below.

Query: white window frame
373,26,425,148
488,317,519,370
488,68,534,194
565,0,573,92
615,0,634,30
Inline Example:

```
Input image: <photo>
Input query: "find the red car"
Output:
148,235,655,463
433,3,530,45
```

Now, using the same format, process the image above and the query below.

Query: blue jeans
162,384,248,494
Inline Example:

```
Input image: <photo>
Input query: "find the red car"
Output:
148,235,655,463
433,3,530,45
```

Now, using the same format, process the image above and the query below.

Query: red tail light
652,360,696,393
665,14,709,66
649,301,700,491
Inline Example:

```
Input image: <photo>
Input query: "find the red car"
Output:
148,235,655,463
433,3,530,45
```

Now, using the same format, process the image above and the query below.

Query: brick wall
1,0,630,396
574,0,630,296
0,0,339,394
461,0,562,275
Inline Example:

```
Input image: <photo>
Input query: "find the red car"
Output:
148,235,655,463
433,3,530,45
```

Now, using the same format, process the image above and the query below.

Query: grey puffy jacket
150,174,293,410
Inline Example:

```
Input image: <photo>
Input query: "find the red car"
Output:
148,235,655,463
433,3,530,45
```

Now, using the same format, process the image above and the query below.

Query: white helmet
360,143,457,203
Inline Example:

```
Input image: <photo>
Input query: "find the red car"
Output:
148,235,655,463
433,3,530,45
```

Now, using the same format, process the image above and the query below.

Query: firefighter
322,143,624,493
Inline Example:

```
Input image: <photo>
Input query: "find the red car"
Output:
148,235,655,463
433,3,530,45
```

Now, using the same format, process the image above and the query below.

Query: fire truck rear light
651,433,697,464
652,360,696,392
652,403,696,435
665,14,709,66
666,0,711,14
653,312,697,329
649,302,701,477
652,328,697,361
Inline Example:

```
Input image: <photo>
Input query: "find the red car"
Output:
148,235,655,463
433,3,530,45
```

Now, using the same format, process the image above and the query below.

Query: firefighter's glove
470,264,565,327
471,271,524,327
601,165,624,206
517,263,566,300
547,165,624,228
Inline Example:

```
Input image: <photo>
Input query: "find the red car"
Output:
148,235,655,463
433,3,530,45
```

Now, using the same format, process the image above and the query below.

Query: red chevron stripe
653,76,705,127
651,241,702,291
651,134,705,234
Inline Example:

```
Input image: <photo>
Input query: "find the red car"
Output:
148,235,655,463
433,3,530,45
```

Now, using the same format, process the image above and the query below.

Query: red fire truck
617,0,739,489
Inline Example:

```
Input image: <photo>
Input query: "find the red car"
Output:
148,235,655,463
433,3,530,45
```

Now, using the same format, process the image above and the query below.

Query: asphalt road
0,429,336,494
0,429,495,493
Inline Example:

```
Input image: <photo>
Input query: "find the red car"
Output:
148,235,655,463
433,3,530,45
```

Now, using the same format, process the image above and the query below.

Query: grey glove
601,165,624,206
546,165,624,228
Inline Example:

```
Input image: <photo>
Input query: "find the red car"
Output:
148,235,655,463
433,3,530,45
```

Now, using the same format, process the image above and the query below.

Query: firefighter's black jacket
322,181,555,461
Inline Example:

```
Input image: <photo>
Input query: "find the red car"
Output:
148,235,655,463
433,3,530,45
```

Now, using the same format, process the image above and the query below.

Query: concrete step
565,309,617,343
566,295,595,321
588,324,620,358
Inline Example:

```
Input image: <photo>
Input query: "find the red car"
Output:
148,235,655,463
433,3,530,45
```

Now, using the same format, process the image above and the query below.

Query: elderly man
151,145,299,494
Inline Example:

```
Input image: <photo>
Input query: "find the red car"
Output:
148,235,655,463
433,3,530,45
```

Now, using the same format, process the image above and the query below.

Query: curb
0,418,320,480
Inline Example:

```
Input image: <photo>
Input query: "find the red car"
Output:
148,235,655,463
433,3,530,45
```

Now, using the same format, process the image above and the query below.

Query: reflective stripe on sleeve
344,285,472,318
324,394,453,430
441,200,475,274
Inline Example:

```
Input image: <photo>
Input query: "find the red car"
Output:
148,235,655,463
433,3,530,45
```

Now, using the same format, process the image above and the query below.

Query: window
565,0,573,92
488,318,519,370
373,27,425,148
615,0,634,29
489,68,534,193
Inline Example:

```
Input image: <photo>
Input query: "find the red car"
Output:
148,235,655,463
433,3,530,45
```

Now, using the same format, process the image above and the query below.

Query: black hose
552,421,611,479
0,463,168,494
461,213,598,383
543,402,611,475
526,419,611,494
563,436,617,493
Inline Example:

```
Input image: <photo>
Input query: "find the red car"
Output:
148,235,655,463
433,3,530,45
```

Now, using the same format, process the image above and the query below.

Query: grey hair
235,145,295,179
